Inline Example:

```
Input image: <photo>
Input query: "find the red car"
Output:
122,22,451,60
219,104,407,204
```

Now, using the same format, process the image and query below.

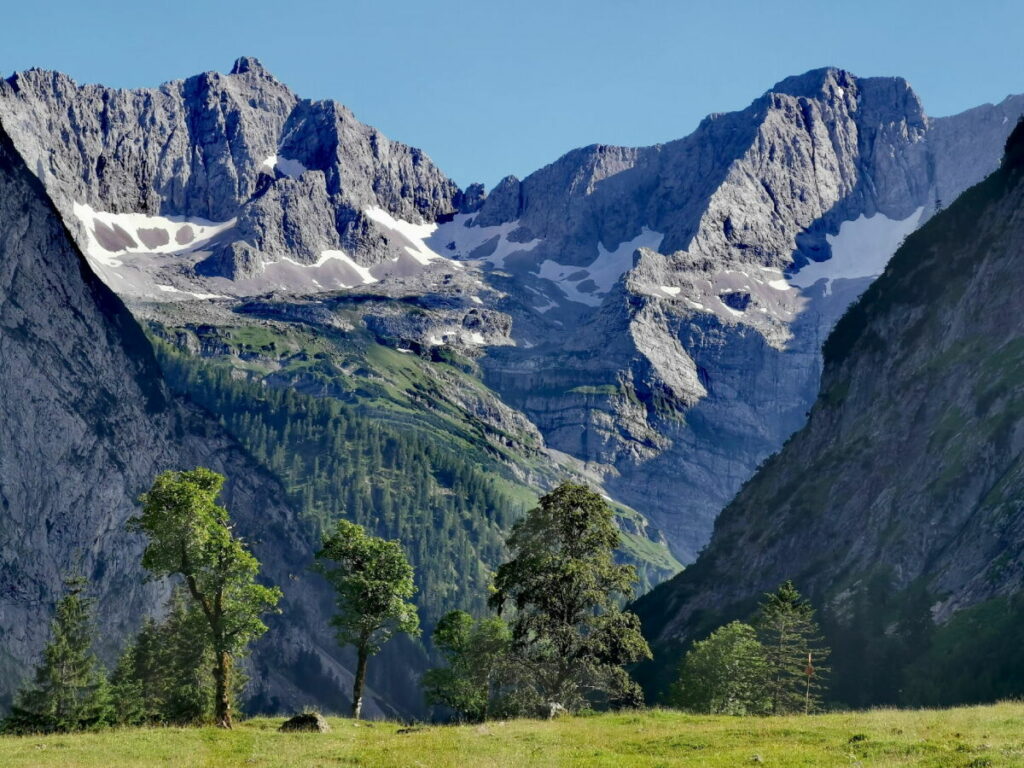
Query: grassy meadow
2,702,1023,767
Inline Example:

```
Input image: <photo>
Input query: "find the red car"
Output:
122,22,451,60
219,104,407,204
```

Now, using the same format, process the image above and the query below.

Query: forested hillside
155,342,677,632
155,343,525,625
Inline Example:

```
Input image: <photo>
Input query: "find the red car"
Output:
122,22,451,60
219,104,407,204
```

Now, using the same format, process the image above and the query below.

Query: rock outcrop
453,69,1024,559
0,57,461,286
2,60,1022,577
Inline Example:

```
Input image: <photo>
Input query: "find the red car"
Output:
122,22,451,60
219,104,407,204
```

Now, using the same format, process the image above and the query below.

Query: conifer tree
109,587,222,725
755,580,830,713
3,578,112,734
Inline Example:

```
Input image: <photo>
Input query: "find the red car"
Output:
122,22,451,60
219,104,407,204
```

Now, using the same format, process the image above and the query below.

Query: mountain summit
1,59,1023,714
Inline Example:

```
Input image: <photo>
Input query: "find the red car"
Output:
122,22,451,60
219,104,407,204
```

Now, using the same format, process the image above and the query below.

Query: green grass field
2,703,1023,767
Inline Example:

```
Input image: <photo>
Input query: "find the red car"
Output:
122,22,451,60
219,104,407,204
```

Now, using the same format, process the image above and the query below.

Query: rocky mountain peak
230,55,269,77
767,66,855,100
2,60,1020,570
634,119,1024,706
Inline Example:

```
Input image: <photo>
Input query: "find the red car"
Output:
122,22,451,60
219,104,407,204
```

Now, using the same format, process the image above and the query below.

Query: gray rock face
452,68,1024,560
0,58,461,283
0,122,396,717
634,123,1024,702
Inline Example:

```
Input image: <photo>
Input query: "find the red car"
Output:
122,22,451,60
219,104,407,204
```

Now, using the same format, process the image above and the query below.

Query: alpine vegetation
669,582,830,716
2,578,112,735
421,611,518,722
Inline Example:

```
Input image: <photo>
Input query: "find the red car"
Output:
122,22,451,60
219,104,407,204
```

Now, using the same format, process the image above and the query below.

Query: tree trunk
213,650,232,729
351,644,369,719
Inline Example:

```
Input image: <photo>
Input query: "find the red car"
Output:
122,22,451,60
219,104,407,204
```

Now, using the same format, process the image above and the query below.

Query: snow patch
73,203,235,267
364,206,452,266
788,207,925,294
660,286,681,296
155,284,226,300
262,249,378,290
426,214,542,269
538,227,664,306
261,155,307,179
308,250,377,284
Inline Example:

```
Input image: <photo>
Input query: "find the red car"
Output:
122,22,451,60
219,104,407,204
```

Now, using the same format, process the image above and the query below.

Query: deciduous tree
422,611,517,721
489,482,651,711
669,621,769,715
129,468,281,728
315,519,420,719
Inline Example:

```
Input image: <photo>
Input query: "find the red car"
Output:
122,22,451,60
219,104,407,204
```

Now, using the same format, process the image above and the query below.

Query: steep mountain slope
0,120,410,716
635,120,1024,706
0,58,678,571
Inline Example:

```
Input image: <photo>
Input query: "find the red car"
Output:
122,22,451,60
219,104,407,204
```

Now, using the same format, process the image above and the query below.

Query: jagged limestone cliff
462,69,1024,558
6,62,1019,562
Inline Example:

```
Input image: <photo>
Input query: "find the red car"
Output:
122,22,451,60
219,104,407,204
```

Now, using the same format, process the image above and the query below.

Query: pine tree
159,587,221,724
108,641,149,727
3,578,112,734
108,587,225,726
755,581,831,714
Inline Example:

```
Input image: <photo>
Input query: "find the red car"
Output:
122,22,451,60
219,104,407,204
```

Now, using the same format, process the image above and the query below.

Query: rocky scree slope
0,121,418,718
634,120,1024,706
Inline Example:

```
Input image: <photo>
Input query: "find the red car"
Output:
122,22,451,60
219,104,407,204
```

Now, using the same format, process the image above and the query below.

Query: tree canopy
489,482,651,711
422,610,518,721
669,621,769,715
316,519,420,718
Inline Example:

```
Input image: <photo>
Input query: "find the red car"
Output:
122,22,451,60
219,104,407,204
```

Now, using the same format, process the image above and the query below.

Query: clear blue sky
4,0,1023,188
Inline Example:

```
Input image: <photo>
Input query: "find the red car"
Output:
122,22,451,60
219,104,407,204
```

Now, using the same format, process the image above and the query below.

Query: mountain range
0,57,1022,713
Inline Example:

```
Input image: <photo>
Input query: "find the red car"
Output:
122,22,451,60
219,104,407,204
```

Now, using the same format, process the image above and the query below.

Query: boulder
279,712,330,733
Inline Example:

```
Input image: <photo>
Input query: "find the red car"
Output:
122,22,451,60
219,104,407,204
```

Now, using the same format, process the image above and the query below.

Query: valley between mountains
1,56,1023,716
